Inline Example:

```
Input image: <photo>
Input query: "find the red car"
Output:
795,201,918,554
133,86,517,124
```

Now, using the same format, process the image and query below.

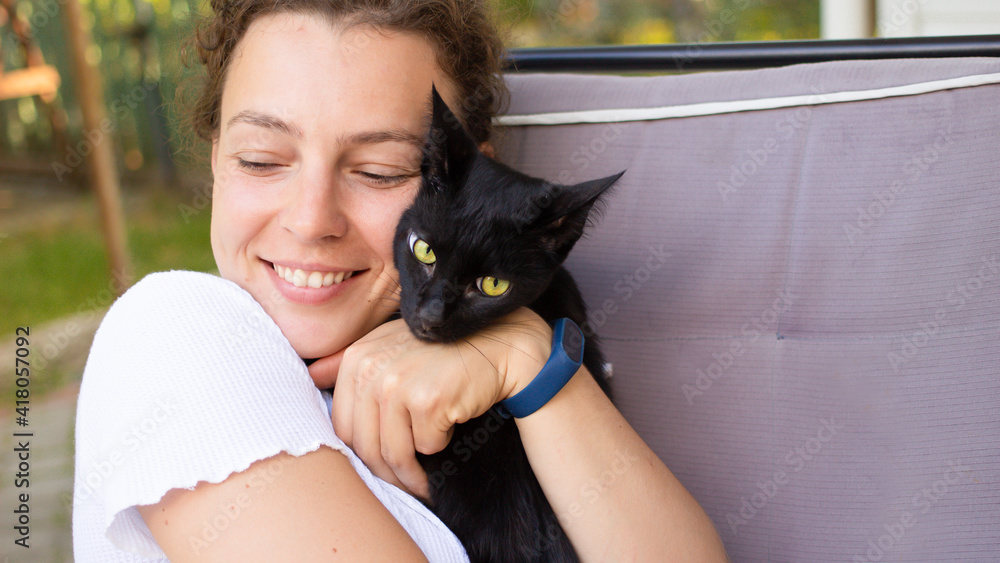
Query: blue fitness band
499,318,584,418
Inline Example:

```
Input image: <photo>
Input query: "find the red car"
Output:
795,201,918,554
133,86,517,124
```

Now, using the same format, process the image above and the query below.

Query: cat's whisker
381,87,616,560
374,272,403,291
368,273,403,302
457,338,502,378
492,320,551,336
369,299,402,312
367,294,402,312
474,332,547,365
369,289,402,301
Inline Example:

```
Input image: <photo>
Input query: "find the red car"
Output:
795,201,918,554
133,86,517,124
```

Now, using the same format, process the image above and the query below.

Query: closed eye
236,158,278,172
359,171,411,186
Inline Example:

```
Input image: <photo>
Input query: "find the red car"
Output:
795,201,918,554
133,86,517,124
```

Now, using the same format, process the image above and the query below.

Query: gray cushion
496,58,1000,561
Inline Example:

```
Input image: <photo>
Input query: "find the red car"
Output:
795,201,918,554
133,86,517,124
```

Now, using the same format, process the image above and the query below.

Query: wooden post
62,0,132,293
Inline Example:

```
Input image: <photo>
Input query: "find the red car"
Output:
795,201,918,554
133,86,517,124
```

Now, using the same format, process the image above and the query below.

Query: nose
280,166,349,241
415,298,445,331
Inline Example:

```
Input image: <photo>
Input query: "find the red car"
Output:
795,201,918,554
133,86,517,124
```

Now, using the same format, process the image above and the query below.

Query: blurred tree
670,0,708,43
2,0,818,176
497,0,819,47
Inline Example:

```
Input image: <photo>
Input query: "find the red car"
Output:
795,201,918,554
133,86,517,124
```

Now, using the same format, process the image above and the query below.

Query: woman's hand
309,308,729,560
308,307,552,500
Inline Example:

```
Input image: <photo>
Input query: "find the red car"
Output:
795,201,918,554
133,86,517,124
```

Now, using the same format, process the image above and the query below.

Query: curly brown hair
183,0,511,146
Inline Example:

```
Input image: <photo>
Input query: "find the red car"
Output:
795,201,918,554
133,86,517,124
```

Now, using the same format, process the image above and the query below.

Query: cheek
209,171,274,275
358,186,419,265
209,181,237,273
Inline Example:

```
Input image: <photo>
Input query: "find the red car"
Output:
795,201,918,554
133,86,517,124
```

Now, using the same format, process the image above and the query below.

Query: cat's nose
416,298,445,330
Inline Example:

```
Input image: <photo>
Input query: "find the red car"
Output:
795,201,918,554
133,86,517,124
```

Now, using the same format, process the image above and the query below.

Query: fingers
330,348,357,448
353,384,399,488
410,403,455,457
328,318,514,504
355,378,430,501
307,350,344,389
337,343,429,500
381,401,430,501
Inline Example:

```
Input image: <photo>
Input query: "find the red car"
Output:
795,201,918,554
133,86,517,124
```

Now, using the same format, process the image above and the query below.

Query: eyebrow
339,129,425,150
227,110,304,139
226,110,425,149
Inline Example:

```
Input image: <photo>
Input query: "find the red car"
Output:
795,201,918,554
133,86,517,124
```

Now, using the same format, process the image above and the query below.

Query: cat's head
393,85,624,342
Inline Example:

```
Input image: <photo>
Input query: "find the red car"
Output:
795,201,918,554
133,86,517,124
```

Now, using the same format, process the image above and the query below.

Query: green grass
1,188,216,336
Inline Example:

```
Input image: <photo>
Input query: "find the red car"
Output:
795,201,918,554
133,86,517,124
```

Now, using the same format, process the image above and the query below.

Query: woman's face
210,13,461,383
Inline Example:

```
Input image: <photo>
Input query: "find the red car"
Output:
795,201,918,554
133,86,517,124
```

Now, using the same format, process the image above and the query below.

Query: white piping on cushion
494,72,1000,126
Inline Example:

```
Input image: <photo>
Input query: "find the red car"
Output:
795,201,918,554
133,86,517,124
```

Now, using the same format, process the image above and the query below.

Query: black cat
392,85,624,563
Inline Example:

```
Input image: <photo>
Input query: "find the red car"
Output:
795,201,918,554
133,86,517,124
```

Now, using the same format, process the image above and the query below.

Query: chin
274,317,344,360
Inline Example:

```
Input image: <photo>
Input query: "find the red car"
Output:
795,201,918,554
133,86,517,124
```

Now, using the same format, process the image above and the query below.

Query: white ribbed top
72,270,468,562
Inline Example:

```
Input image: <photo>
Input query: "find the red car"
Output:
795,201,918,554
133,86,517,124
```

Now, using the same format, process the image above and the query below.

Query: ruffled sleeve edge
104,436,350,560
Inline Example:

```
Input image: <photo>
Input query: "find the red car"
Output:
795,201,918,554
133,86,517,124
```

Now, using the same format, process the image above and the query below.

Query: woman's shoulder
82,269,299,401
77,269,322,469
107,269,257,319
95,270,280,352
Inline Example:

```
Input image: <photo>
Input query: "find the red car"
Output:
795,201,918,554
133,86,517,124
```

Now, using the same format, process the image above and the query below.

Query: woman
72,0,728,560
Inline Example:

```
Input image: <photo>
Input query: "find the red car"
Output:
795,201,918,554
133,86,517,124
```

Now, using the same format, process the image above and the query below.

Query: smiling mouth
270,262,360,288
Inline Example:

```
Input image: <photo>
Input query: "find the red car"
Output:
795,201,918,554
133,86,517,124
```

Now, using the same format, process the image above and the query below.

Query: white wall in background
876,0,1000,37
822,0,875,38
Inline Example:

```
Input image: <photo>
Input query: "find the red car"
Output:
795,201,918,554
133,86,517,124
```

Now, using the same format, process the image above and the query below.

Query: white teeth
272,263,355,288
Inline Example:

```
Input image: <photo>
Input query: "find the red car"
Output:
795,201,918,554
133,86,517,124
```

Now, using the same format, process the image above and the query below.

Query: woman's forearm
514,367,729,562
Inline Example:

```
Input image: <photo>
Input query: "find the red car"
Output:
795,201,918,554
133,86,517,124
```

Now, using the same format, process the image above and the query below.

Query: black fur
393,85,623,562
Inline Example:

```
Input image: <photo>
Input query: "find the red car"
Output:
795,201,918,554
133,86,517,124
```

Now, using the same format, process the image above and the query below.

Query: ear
423,84,479,192
536,170,625,258
478,141,495,159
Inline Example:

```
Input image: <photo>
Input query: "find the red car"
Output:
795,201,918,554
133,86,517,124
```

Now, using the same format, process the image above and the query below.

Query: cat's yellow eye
477,276,510,297
409,233,436,265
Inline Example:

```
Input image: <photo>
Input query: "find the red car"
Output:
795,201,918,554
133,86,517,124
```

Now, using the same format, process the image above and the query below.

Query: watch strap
499,318,584,418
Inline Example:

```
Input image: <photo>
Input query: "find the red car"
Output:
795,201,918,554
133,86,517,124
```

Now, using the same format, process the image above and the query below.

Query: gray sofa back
495,58,1000,561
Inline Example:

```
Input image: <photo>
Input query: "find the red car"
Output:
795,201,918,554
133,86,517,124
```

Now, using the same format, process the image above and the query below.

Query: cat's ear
423,84,479,192
534,170,625,257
